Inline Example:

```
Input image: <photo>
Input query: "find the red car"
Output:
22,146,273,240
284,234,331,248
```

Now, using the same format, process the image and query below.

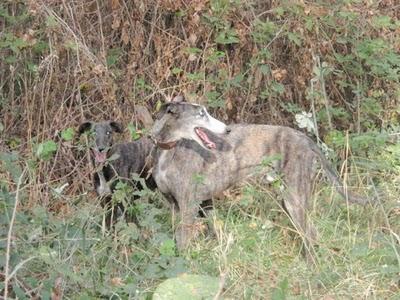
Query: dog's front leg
175,194,199,251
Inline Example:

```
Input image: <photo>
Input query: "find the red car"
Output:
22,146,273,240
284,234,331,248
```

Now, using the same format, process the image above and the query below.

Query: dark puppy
79,121,156,227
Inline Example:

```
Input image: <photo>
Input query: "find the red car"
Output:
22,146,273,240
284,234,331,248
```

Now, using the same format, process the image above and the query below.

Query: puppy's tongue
195,128,216,149
93,150,107,163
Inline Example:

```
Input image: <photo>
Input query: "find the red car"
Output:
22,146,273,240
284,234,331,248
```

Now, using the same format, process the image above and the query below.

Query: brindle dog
79,121,156,227
150,100,369,261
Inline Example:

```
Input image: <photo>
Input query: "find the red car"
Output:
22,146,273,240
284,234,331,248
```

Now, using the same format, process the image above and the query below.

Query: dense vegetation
1,0,399,298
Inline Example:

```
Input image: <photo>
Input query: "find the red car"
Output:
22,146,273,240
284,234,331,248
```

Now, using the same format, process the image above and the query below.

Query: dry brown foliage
0,0,398,213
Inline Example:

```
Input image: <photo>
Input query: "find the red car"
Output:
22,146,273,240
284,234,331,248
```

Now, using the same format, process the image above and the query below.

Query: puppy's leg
101,195,119,229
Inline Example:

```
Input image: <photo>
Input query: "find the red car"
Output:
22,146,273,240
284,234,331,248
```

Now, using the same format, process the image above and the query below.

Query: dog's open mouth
195,127,216,149
92,149,107,163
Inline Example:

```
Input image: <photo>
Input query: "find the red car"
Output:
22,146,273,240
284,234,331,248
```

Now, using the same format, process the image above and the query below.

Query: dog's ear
135,105,153,128
109,121,123,133
172,95,184,103
166,103,180,115
158,103,179,117
78,121,93,135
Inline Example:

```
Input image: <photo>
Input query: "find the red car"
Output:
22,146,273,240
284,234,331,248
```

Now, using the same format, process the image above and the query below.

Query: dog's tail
310,143,370,205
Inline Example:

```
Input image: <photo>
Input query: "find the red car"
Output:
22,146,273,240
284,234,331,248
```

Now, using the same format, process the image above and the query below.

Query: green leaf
64,39,78,51
206,91,224,108
215,29,239,44
45,15,58,28
106,47,122,67
252,20,277,43
164,257,187,278
36,140,57,161
287,32,302,47
184,47,202,54
186,72,204,81
171,67,183,75
127,123,141,140
230,73,244,87
26,62,38,73
5,55,17,64
271,82,285,95
13,283,27,300
135,77,152,91
0,151,22,183
259,64,270,75
371,15,393,29
206,49,225,62
305,17,314,31
61,127,75,141
274,7,285,17
153,274,220,300
33,40,49,55
159,239,176,257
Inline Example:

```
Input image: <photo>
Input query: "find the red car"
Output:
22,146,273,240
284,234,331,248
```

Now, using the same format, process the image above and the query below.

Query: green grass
2,171,399,299
188,185,399,299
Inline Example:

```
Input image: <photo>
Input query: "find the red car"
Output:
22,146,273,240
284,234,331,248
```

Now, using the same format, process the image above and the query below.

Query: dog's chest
154,151,171,193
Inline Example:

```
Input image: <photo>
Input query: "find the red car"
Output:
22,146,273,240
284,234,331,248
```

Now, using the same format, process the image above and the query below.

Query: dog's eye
106,131,111,135
198,110,205,117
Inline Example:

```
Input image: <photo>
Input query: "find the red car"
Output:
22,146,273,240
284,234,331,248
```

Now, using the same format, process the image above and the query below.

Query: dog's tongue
195,128,216,149
93,150,107,163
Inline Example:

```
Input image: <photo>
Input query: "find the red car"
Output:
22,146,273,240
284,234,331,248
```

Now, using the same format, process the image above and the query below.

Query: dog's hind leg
280,150,319,263
283,192,317,263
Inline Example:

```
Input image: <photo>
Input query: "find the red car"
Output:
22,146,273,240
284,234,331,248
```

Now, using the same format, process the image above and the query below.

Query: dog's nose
225,126,232,134
98,147,106,152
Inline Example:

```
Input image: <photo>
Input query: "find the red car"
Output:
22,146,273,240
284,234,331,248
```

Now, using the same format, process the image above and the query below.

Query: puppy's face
78,121,123,163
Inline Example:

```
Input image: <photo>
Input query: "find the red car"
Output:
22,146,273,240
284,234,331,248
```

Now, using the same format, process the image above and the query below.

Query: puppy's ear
110,121,123,133
78,121,93,135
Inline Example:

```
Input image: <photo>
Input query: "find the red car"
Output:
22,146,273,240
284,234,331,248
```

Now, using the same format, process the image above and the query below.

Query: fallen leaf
111,277,124,287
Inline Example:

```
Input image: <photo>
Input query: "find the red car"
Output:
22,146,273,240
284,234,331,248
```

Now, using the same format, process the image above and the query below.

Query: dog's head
151,99,228,150
78,121,123,163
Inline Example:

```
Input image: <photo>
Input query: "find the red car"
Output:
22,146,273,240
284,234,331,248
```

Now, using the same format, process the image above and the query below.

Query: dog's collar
156,140,178,150
149,135,178,150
